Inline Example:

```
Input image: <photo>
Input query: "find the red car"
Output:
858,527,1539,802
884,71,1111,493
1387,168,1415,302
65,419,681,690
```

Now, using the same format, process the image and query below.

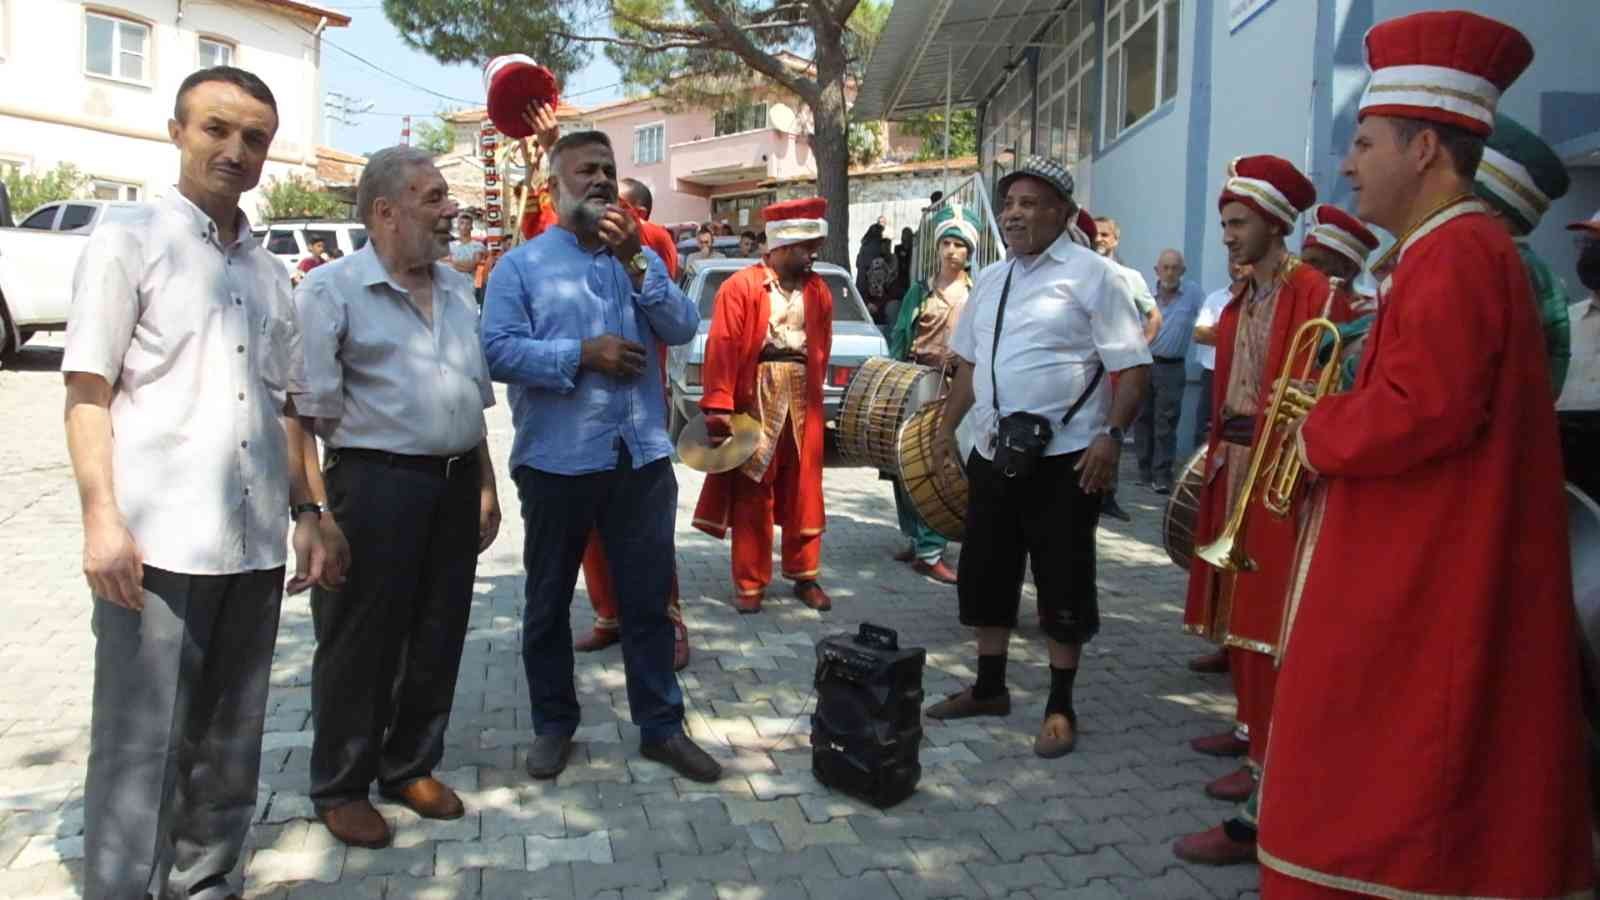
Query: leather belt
332,447,478,479
758,348,807,364
1153,355,1185,364
1219,415,1258,446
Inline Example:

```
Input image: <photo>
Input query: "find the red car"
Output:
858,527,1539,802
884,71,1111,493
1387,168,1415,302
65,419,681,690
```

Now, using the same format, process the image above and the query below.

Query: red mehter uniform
1259,12,1594,898
692,260,832,599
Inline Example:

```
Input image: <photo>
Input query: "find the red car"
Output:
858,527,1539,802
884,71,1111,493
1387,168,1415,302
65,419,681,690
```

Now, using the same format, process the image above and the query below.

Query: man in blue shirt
481,131,719,784
1136,249,1204,493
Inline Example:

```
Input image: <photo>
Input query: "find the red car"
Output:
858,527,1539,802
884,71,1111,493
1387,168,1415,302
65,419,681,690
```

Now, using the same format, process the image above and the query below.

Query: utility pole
323,91,374,148
402,115,412,146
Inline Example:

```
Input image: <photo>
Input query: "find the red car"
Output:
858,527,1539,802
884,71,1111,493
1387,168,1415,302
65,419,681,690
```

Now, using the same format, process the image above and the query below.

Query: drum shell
1163,448,1208,570
838,358,943,471
896,403,969,542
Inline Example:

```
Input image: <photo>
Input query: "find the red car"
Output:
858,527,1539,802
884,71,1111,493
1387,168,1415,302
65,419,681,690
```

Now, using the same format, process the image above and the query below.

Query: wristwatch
290,502,323,521
625,252,650,276
1101,425,1124,444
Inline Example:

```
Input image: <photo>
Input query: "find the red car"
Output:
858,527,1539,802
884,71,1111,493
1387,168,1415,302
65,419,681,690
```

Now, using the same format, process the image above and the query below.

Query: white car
252,220,369,277
666,257,891,441
0,199,147,357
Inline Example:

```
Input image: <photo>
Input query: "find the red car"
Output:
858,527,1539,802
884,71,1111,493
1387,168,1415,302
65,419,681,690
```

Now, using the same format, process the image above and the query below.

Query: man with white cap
1258,12,1593,897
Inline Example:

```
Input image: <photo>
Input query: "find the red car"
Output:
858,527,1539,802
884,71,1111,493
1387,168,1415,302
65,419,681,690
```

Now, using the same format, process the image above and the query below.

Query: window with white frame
92,179,141,202
199,37,234,69
1103,0,1179,143
634,122,664,165
1037,0,1098,167
85,11,150,83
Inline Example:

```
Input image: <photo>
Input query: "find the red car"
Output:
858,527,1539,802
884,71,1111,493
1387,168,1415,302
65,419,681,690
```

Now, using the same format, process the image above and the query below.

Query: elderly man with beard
482,131,720,784
286,146,501,847
926,158,1150,758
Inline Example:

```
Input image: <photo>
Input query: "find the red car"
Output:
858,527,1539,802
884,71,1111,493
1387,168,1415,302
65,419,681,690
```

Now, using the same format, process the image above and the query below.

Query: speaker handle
855,623,899,651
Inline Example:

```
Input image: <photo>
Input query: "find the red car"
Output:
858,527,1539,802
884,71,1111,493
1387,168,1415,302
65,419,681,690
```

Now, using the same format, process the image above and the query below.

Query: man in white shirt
1560,210,1600,500
63,67,324,900
927,157,1151,759
1190,263,1247,447
1089,214,1160,523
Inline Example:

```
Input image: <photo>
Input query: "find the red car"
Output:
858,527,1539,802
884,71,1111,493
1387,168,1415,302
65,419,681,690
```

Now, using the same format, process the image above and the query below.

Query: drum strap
990,262,1105,425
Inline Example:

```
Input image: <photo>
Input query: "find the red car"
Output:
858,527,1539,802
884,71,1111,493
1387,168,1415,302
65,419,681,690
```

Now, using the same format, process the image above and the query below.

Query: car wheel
0,295,16,363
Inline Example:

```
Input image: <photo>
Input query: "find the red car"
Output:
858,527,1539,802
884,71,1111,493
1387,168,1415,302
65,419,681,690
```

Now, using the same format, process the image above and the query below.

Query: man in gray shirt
287,147,500,848
1136,249,1204,493
63,67,325,900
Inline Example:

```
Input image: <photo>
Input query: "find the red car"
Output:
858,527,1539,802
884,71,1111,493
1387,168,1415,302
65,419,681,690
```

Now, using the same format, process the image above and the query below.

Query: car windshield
692,270,866,323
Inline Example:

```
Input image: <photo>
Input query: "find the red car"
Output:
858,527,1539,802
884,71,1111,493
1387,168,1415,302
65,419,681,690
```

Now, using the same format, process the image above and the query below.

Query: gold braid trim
1257,846,1593,900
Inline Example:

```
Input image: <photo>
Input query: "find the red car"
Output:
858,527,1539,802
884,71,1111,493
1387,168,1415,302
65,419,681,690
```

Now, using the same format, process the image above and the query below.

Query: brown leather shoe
380,776,465,820
735,592,763,614
574,626,620,652
318,798,392,848
1190,729,1249,757
793,580,832,611
1033,712,1076,758
912,559,958,584
1187,649,1230,673
926,688,1010,720
1173,824,1257,865
672,620,690,671
1204,766,1255,802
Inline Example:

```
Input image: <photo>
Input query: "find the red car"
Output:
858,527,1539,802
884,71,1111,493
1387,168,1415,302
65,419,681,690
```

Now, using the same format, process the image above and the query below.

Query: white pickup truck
0,199,144,358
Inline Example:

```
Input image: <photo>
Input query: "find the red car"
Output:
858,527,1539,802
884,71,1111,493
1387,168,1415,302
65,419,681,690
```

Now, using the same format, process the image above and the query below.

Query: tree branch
682,0,819,101
551,30,712,51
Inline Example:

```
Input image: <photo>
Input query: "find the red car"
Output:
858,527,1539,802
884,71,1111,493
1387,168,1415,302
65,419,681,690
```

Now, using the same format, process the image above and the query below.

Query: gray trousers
83,566,284,900
1194,368,1215,448
1135,359,1187,483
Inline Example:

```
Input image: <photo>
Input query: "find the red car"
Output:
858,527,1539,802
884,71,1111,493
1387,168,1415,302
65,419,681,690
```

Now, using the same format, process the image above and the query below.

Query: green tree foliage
848,121,883,167
898,108,978,161
257,174,350,222
3,164,90,218
415,116,456,156
381,0,886,265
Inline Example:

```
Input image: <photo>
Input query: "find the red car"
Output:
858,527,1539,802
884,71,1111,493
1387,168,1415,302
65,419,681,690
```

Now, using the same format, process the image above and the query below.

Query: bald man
1136,249,1204,493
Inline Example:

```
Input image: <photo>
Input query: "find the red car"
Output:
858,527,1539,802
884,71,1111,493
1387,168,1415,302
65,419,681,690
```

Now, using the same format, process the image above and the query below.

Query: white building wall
0,0,328,219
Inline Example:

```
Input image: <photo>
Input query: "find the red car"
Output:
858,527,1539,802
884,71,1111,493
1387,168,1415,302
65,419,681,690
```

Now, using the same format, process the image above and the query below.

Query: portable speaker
810,623,926,808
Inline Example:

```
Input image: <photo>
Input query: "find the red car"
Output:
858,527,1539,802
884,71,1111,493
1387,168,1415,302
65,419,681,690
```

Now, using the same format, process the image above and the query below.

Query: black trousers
957,449,1102,645
309,449,480,810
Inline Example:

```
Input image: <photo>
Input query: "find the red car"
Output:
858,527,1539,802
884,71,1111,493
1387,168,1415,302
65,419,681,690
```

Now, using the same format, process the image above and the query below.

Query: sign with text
1229,0,1276,32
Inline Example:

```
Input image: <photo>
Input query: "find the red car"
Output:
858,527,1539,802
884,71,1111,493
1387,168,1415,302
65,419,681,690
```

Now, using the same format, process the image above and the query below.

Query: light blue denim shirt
1148,279,1205,360
482,226,699,476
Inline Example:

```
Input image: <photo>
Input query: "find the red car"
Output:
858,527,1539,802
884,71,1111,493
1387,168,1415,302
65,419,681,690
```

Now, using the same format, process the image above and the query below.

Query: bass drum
1162,448,1209,570
837,358,943,471
1568,482,1600,820
896,404,976,542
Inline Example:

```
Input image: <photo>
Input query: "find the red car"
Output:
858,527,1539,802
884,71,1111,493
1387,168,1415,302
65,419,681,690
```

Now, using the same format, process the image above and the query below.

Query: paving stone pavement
0,336,1257,899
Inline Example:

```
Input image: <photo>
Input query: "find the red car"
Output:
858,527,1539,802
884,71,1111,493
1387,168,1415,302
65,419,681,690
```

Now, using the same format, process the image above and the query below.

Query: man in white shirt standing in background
1191,263,1247,450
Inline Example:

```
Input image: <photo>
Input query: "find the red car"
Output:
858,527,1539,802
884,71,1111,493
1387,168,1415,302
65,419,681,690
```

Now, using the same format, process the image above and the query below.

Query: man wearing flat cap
926,156,1150,759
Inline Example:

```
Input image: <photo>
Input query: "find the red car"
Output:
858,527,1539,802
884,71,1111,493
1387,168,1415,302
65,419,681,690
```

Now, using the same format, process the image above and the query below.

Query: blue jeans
512,446,684,744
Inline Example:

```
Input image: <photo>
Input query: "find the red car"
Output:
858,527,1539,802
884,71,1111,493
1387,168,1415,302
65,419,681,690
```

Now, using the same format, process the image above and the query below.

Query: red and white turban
1218,155,1316,233
1358,11,1532,138
762,197,828,250
483,54,559,139
1303,204,1379,271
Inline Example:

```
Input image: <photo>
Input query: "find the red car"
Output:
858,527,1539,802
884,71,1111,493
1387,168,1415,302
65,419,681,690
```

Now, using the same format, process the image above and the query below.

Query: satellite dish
768,102,799,134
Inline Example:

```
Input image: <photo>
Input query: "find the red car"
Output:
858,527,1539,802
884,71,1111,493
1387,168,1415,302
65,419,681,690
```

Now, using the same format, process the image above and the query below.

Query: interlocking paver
0,339,1260,898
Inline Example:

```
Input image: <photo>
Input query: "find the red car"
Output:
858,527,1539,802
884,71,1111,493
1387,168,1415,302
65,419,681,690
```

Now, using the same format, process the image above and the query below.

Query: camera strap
988,261,1106,427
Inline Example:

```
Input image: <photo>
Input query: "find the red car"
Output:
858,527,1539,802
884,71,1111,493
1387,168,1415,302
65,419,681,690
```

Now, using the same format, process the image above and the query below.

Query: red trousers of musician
581,531,681,632
731,428,821,597
1230,646,1278,768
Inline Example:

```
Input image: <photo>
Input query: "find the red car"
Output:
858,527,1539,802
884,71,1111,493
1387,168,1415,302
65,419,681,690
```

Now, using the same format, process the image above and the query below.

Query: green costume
889,204,981,563
1474,112,1572,392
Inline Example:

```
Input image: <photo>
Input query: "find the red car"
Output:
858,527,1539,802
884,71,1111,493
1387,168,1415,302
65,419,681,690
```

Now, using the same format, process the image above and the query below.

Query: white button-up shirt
951,230,1153,459
293,246,493,456
1192,286,1234,371
62,190,304,576
1558,296,1600,412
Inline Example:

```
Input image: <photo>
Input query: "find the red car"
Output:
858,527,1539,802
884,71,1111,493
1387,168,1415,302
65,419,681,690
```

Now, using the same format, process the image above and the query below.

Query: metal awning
852,0,1067,122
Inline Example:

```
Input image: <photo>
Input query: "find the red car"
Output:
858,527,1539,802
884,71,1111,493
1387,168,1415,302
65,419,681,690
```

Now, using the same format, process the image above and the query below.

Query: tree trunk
810,37,853,268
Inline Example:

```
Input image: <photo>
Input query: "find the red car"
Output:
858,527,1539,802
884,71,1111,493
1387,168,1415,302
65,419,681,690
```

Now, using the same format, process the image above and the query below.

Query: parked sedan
665,258,890,442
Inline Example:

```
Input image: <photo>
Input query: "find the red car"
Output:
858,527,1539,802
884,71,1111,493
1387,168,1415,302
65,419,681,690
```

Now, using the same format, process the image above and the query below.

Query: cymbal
677,413,762,474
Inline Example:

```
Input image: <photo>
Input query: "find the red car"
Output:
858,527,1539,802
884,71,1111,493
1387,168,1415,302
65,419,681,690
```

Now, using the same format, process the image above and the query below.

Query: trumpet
1195,310,1344,573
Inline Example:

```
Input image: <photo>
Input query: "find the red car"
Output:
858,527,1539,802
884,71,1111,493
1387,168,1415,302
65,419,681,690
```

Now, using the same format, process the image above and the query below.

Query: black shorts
957,449,1102,644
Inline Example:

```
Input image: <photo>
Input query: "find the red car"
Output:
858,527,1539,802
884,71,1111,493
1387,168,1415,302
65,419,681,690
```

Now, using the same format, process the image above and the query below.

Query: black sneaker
525,733,573,780
641,732,723,783
1102,495,1133,522
1153,480,1172,495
